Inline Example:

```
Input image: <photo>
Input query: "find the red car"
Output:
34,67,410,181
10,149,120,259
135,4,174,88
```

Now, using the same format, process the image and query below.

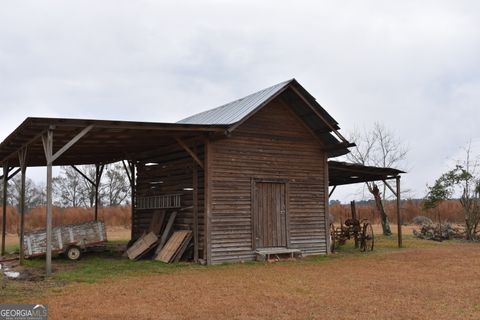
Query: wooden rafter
175,138,204,169
51,125,94,162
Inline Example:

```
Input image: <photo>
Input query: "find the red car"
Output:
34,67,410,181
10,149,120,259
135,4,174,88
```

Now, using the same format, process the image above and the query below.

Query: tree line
0,162,130,210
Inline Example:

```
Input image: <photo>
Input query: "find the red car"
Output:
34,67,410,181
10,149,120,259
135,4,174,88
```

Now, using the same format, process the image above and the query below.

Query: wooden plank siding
209,99,327,264
134,142,205,258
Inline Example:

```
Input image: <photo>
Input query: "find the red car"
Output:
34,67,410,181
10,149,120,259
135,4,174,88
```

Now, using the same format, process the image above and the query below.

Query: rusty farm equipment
330,218,374,252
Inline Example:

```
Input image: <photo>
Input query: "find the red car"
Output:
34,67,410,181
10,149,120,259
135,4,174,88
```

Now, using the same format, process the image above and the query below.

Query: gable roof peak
177,79,294,125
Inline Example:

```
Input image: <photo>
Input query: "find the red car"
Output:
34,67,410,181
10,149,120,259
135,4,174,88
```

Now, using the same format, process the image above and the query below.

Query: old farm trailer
0,78,404,274
24,220,107,260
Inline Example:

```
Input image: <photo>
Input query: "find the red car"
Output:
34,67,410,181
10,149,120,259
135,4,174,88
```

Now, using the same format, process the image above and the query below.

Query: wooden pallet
126,232,158,260
155,230,192,263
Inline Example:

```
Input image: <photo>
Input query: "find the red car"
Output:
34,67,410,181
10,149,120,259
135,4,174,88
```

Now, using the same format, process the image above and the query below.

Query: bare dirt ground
15,243,480,320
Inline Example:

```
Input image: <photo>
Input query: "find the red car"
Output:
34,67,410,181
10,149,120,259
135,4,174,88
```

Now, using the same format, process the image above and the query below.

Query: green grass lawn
1,232,462,303
28,233,452,282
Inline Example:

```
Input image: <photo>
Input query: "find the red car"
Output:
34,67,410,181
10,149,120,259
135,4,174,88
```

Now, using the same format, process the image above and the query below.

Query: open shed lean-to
0,79,404,272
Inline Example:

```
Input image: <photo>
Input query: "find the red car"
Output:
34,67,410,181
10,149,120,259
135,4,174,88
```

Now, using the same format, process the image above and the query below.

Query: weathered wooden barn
134,79,354,264
0,79,403,270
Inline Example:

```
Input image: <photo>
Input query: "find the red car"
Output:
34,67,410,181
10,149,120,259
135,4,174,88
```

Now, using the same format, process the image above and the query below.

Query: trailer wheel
66,246,82,261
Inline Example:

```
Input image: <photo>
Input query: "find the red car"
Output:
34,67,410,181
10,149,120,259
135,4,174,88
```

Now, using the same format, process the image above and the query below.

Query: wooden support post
204,140,211,264
42,129,53,276
1,162,8,256
324,155,331,254
396,176,402,248
94,164,104,221
124,160,136,240
351,200,359,248
192,157,199,263
18,148,28,265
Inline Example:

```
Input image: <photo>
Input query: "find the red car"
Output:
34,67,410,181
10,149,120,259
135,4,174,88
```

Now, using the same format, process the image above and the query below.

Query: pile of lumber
125,211,192,263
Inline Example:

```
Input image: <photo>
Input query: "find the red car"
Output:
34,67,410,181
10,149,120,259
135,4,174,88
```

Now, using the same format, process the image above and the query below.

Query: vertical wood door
253,182,287,248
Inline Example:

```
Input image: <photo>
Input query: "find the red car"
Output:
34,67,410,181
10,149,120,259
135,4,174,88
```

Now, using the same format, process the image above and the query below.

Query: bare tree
77,165,97,208
102,162,130,206
8,176,46,210
346,122,408,236
53,166,84,207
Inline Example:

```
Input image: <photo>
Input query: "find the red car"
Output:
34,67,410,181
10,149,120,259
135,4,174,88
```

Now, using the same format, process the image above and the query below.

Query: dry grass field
2,226,480,320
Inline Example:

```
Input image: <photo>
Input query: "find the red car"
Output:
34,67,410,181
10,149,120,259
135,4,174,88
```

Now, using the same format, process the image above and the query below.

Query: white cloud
0,0,479,201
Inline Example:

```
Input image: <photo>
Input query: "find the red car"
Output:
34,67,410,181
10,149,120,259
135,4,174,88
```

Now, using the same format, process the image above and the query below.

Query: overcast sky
1,1,479,202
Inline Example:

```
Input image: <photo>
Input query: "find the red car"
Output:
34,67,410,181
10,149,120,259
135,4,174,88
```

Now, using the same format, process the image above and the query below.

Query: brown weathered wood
1,162,8,256
94,164,104,221
18,147,27,265
289,85,349,144
42,129,54,275
155,230,192,263
204,139,212,264
397,176,402,248
175,138,204,169
124,160,136,240
51,125,94,163
148,210,166,235
173,231,192,263
154,211,177,256
0,130,46,165
126,232,158,260
253,181,287,248
208,100,327,264
192,157,199,262
382,179,398,197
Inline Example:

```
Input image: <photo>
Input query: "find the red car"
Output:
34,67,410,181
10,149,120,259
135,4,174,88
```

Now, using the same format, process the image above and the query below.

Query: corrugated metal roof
178,79,293,125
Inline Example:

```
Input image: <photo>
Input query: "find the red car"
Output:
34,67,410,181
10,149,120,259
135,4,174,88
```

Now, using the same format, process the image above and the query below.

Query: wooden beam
18,147,27,265
42,129,53,276
7,168,21,181
324,155,331,254
128,160,136,241
289,85,349,144
94,164,104,221
0,130,45,165
175,138,204,169
382,179,398,197
71,165,95,186
51,125,94,163
192,155,199,262
1,162,8,256
204,139,212,264
122,160,132,184
328,185,337,198
396,176,402,248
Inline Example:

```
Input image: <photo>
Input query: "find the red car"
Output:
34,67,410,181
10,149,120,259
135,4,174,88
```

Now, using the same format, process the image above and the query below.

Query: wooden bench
255,248,302,261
